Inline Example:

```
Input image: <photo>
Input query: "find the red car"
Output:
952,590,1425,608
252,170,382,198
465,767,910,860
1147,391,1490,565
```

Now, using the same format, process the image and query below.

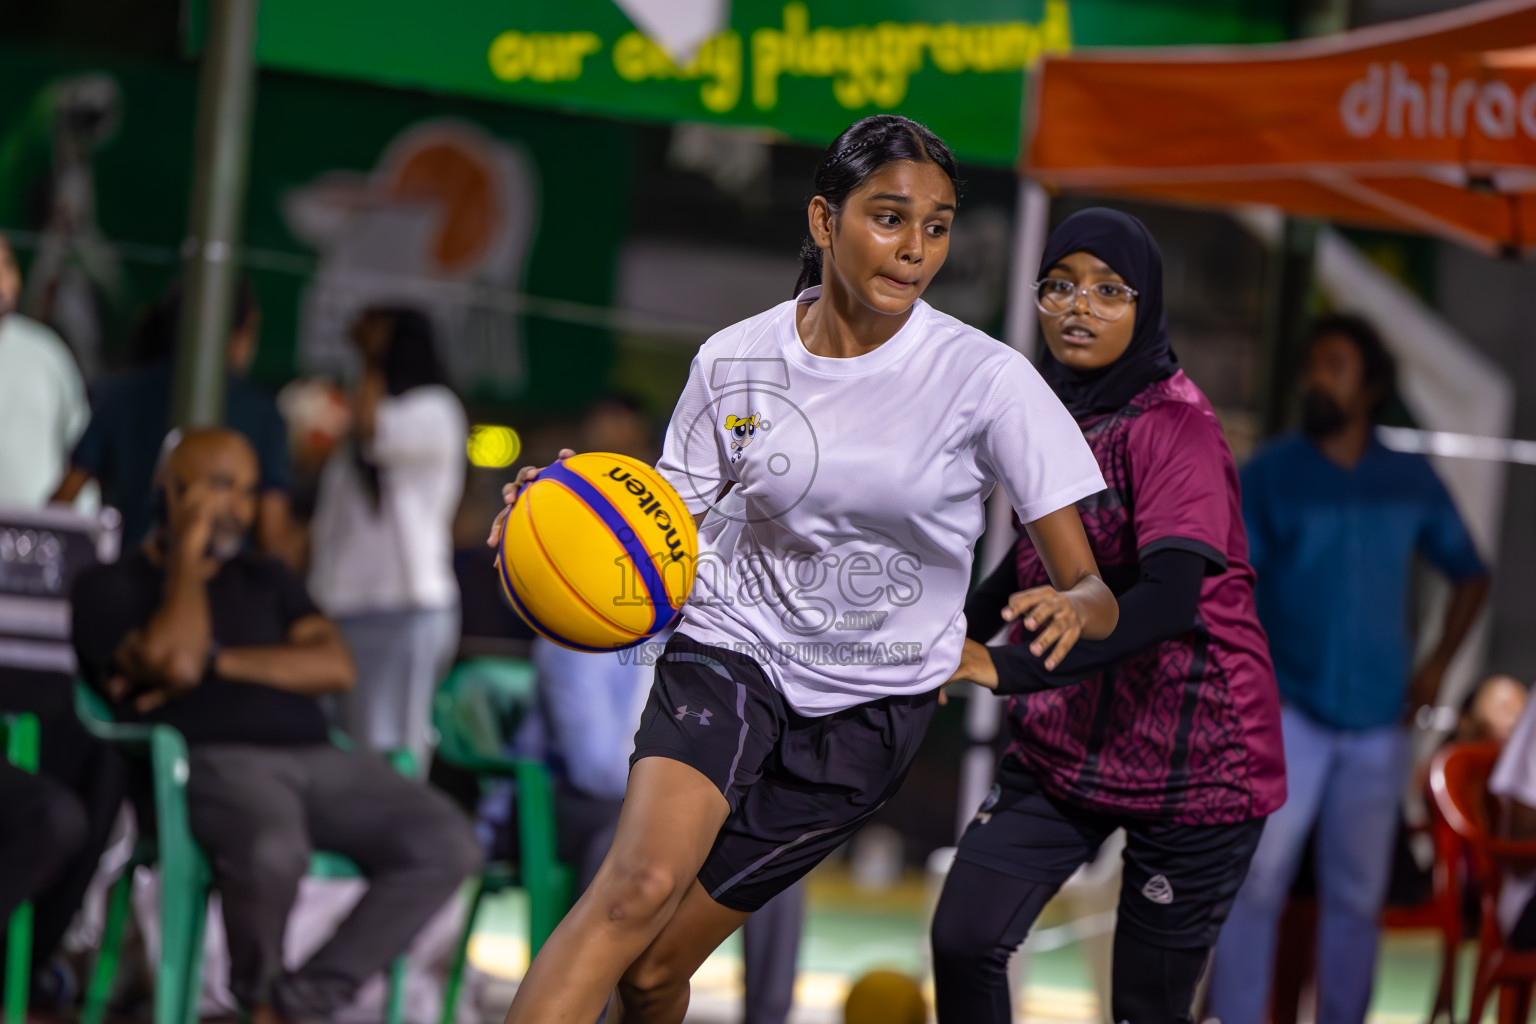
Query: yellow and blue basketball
497,452,698,651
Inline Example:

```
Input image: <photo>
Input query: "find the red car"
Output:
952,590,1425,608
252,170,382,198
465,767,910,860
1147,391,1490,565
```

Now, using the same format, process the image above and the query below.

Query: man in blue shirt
1209,315,1489,1024
50,278,294,560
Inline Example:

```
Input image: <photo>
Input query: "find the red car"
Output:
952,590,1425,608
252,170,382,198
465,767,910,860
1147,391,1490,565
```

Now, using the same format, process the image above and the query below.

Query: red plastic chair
1270,776,1468,1024
1430,742,1536,1024
1380,793,1470,1024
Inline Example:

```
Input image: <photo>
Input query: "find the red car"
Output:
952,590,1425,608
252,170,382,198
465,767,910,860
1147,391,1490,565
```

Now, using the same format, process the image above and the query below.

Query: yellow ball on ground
498,452,697,651
844,969,927,1024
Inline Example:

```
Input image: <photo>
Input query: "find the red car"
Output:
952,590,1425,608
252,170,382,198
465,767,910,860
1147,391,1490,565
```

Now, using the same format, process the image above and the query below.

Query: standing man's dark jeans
0,761,88,928
554,787,626,897
0,668,126,991
1511,896,1536,950
185,744,482,1019
741,880,805,1024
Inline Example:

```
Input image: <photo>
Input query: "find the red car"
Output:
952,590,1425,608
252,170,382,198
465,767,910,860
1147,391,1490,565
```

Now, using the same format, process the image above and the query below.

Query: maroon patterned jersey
1005,371,1285,824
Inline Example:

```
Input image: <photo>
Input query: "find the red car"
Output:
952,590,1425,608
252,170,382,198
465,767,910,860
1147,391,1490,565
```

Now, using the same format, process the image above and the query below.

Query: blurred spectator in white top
0,233,89,508
308,306,466,766
1487,679,1536,948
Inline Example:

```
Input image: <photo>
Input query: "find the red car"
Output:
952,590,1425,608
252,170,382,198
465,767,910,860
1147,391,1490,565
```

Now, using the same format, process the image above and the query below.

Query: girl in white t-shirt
489,115,1118,1024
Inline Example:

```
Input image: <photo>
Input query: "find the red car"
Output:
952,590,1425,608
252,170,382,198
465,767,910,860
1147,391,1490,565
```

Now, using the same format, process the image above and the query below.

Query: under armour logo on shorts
675,705,713,725
1141,874,1175,905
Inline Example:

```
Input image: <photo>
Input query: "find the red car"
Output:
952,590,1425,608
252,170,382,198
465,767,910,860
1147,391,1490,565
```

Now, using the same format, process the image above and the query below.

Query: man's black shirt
72,549,331,746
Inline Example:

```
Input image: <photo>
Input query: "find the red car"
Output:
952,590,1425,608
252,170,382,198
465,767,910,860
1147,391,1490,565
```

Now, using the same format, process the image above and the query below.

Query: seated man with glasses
70,427,481,1024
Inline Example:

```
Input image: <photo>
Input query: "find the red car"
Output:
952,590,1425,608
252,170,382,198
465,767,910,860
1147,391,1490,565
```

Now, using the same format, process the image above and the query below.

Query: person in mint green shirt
0,234,89,508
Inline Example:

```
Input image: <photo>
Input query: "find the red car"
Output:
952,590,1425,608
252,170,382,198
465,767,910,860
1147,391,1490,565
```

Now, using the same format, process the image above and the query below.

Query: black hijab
1035,208,1178,421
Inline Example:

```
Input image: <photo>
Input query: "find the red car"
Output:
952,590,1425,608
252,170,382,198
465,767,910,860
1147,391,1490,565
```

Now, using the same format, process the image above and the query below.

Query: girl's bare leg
502,757,730,1024
607,880,754,1024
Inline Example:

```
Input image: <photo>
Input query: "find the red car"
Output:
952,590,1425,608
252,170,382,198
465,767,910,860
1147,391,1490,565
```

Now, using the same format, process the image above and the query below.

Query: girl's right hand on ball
487,448,575,549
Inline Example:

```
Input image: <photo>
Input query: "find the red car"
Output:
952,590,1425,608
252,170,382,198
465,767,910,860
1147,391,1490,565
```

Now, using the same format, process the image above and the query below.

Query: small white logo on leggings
1142,874,1175,904
675,705,713,725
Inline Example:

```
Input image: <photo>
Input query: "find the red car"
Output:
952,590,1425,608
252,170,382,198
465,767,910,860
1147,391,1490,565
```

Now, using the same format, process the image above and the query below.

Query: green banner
246,0,1285,166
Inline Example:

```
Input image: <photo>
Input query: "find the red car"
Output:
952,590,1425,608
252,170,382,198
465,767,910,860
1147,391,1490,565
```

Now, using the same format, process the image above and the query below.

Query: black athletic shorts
954,760,1266,948
630,631,938,912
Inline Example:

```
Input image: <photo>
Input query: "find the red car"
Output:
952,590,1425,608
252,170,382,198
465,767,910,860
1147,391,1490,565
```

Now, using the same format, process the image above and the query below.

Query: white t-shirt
1490,698,1536,934
308,385,466,615
656,288,1105,715
0,314,88,507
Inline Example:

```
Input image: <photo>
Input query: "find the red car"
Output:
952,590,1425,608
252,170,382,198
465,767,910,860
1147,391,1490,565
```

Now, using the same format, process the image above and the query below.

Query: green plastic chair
432,657,575,1024
74,683,409,1024
1,712,40,1024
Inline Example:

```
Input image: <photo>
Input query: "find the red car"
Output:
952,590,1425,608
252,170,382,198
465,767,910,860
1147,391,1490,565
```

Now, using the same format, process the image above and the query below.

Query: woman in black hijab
932,208,1284,1024
1034,207,1178,419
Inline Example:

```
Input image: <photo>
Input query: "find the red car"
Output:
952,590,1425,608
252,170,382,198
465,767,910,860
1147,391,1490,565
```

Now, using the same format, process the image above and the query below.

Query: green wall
0,43,633,414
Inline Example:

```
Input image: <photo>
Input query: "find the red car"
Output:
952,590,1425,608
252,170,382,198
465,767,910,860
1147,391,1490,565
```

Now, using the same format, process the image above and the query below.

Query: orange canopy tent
1024,0,1536,256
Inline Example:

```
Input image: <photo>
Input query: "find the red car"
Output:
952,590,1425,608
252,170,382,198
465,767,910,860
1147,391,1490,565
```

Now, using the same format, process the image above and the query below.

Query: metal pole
1295,0,1353,39
174,0,259,428
1259,217,1322,435
1258,0,1351,436
1002,179,1051,362
953,178,1054,841
982,178,1051,574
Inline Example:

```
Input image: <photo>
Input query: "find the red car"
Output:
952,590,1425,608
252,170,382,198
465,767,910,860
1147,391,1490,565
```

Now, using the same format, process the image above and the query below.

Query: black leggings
930,767,1264,1024
931,860,1210,1024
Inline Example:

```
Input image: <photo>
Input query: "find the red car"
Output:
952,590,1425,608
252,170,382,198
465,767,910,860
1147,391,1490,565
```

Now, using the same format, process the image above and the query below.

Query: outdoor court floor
468,865,1471,1024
